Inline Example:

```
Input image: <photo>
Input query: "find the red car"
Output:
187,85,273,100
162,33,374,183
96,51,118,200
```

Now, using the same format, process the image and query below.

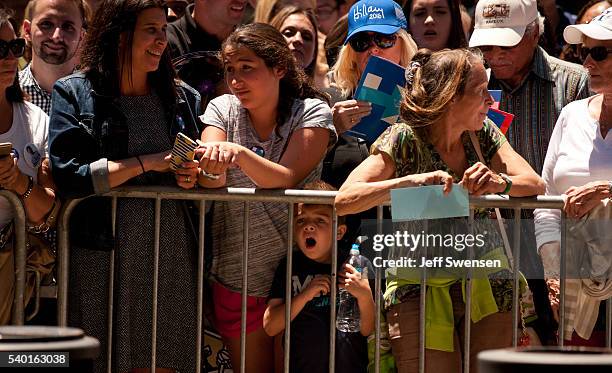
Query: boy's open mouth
305,237,317,248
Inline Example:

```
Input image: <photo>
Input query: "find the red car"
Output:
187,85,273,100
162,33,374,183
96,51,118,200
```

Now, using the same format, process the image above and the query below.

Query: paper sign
391,184,469,221
348,56,406,144
489,89,501,109
487,107,514,135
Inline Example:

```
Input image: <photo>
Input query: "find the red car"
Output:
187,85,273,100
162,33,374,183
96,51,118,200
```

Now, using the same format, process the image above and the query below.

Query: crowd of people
0,0,611,372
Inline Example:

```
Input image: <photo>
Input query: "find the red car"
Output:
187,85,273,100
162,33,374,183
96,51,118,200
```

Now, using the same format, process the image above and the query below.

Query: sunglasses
579,46,612,62
349,33,397,53
0,39,26,59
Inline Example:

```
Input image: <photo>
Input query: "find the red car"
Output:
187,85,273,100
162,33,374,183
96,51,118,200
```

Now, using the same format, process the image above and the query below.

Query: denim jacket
49,72,202,250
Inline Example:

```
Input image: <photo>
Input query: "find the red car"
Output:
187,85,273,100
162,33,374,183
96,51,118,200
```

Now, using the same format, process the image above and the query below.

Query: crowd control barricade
53,187,606,373
2,190,28,326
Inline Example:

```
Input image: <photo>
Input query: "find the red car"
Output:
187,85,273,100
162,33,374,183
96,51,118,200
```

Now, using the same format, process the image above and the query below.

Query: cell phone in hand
0,143,12,158
170,132,198,171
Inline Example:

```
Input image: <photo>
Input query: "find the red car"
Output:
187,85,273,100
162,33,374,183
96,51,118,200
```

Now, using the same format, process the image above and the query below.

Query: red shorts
212,282,268,339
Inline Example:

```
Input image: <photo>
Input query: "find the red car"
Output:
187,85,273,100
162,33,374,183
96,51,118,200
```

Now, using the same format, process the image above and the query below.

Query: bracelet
200,169,220,180
20,176,34,199
27,198,61,234
498,173,512,195
136,155,146,174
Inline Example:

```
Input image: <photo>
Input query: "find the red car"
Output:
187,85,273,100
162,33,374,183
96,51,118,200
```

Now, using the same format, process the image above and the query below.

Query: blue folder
348,56,406,144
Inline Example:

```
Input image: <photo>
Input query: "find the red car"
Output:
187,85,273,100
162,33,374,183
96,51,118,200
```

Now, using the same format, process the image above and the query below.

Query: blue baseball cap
344,0,408,45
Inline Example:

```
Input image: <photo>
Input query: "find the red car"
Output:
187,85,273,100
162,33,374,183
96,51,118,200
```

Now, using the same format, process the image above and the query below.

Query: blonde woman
329,0,417,135
322,0,416,190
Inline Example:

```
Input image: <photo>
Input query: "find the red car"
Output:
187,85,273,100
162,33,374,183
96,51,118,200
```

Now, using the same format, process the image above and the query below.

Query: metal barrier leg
151,197,161,372
512,208,521,347
8,191,26,325
284,203,294,373
464,209,474,373
240,202,249,373
607,298,612,348
559,212,567,346
329,210,338,373
196,200,206,373
57,200,76,328
375,206,384,373
106,197,118,373
419,227,427,373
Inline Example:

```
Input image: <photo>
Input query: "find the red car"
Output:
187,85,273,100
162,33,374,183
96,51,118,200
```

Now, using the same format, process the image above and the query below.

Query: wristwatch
498,173,512,195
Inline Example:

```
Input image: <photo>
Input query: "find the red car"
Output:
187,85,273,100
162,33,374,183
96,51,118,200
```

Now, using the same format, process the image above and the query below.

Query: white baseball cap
563,7,612,44
469,0,538,47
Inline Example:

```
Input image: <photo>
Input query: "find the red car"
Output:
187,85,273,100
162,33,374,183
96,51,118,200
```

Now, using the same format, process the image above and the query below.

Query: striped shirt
19,64,52,115
488,46,590,175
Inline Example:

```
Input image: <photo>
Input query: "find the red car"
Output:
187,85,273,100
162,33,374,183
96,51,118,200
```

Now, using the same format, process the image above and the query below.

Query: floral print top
370,119,535,324
371,118,506,182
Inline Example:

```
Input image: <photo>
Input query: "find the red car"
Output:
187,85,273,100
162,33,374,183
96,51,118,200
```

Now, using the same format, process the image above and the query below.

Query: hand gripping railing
54,187,597,373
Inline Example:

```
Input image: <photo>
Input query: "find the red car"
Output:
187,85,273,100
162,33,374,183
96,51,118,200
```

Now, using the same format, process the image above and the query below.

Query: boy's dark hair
301,180,346,225
303,180,336,192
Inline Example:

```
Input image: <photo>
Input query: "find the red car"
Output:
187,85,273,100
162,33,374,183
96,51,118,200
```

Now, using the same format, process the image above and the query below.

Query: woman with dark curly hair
48,0,202,371
196,22,337,371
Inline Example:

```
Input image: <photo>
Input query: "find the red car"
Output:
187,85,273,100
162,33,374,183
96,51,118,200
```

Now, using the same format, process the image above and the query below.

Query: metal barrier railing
52,187,607,373
2,190,29,326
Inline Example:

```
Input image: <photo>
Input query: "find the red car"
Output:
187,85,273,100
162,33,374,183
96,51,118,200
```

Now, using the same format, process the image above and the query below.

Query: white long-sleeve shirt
534,96,612,251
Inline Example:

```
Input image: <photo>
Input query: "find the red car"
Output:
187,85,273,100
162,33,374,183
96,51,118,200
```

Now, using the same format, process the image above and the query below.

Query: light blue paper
391,184,469,221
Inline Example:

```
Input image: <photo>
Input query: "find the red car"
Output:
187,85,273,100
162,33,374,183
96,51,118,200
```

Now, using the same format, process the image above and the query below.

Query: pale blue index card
390,184,469,221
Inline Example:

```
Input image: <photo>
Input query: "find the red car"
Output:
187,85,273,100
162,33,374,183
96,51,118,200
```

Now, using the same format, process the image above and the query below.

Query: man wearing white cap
469,0,590,176
470,0,591,347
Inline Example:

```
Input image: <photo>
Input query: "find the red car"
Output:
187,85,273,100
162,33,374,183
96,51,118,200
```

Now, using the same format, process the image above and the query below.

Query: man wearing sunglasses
19,0,88,115
469,0,591,347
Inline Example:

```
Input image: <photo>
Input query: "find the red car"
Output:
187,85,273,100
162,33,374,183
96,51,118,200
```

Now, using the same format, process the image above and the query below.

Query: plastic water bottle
336,243,365,333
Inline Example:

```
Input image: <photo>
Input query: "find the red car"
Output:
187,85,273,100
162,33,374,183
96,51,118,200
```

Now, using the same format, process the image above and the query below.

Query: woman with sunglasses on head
535,7,612,347
196,23,336,372
47,0,202,371
0,7,57,325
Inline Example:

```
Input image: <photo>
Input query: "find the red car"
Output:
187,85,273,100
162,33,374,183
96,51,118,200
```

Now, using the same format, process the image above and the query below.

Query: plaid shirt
19,64,52,115
488,47,590,175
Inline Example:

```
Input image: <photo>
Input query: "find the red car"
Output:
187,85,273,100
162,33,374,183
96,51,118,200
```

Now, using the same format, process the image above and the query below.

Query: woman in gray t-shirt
196,23,337,372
